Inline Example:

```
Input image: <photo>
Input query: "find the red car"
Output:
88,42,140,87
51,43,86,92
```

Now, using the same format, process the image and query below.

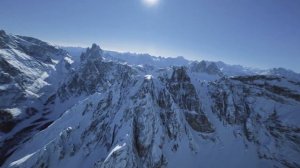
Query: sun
143,0,159,6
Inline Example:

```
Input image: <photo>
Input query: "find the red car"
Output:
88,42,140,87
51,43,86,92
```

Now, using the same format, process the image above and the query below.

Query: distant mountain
63,46,300,79
1,30,300,168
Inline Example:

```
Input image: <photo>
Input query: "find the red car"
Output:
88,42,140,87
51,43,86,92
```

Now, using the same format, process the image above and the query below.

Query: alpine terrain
1,30,300,168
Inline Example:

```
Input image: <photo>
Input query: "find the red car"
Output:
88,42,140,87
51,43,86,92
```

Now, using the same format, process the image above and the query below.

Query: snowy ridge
0,30,74,166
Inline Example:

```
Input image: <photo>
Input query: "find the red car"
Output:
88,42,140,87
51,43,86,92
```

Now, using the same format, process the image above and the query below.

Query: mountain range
1,30,300,168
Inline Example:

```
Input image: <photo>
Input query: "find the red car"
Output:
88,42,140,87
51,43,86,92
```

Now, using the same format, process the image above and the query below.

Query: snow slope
0,30,74,165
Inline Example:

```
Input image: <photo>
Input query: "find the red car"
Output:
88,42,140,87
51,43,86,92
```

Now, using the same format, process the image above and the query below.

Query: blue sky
1,0,300,72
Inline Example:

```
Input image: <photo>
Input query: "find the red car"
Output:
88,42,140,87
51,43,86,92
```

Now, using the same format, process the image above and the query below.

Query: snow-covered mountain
1,30,300,168
0,30,75,166
63,46,296,78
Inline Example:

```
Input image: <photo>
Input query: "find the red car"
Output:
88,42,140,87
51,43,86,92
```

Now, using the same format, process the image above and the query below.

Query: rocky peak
190,61,222,76
167,67,214,133
206,62,222,75
0,30,11,49
170,67,190,83
190,60,206,72
80,43,103,62
0,30,7,37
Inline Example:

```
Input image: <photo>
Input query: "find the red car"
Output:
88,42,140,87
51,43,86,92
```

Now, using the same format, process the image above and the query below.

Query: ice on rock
144,75,153,80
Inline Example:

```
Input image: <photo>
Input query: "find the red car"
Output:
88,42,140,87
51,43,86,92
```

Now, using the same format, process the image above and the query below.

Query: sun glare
143,0,159,6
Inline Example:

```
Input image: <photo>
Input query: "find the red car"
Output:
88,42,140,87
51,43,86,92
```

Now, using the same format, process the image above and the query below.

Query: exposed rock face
58,44,134,100
0,109,16,133
167,67,213,133
0,30,11,49
190,61,222,76
1,31,300,168
80,43,103,62
209,75,300,167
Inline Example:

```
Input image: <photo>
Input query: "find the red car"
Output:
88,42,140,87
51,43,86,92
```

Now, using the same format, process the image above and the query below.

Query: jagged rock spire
80,43,103,62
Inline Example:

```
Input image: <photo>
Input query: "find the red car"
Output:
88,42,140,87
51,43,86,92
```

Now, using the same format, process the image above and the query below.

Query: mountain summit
80,43,103,62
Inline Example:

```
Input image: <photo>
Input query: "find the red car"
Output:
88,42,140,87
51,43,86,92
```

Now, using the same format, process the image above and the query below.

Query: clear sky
1,0,300,72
